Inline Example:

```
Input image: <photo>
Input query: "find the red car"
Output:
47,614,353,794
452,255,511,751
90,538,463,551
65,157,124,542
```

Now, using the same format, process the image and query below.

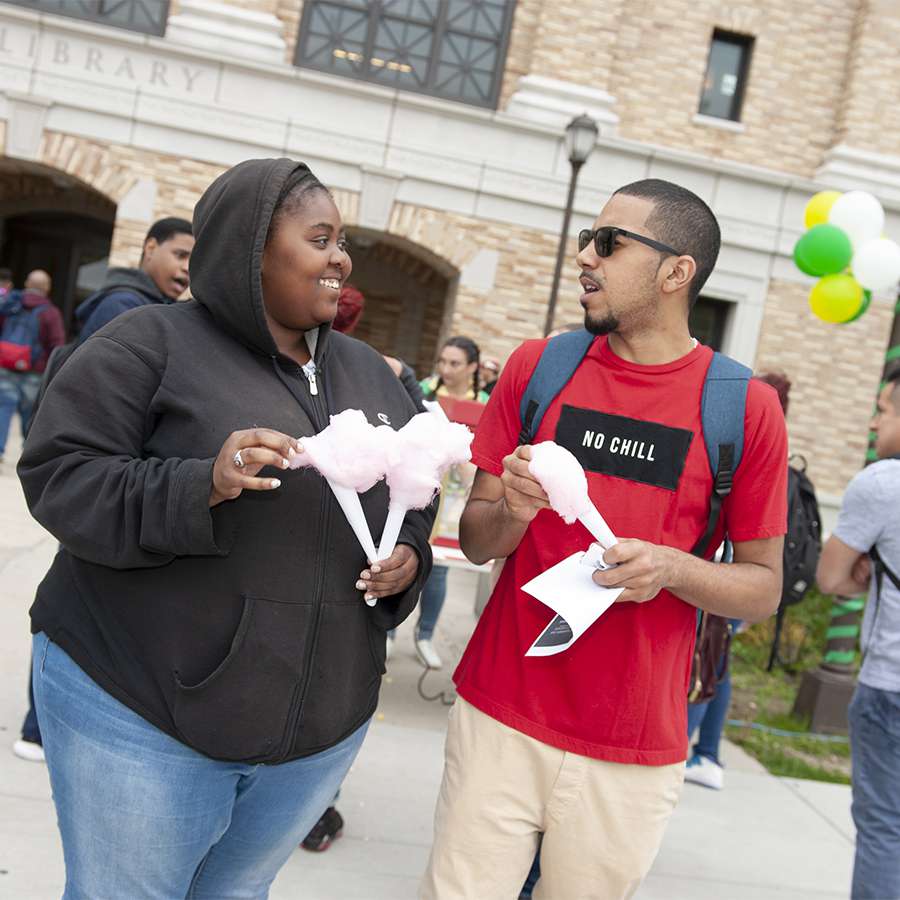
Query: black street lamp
544,113,599,337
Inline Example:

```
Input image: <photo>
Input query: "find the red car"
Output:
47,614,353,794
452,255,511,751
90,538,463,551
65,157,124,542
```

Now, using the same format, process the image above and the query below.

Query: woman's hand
210,428,301,507
356,544,419,603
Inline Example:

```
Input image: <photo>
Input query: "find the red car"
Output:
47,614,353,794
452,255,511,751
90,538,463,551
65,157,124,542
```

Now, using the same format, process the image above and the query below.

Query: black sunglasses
578,226,681,258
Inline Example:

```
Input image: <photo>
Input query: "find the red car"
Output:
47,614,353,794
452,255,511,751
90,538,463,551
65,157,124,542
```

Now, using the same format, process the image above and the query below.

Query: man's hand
356,543,419,603
499,446,550,524
592,539,678,604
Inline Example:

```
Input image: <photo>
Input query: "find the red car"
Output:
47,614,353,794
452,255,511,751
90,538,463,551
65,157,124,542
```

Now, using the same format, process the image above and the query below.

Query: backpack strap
691,352,752,557
518,330,595,445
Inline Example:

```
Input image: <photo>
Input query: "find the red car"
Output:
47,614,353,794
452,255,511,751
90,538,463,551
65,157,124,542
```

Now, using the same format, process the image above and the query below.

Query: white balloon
828,190,885,249
853,238,900,292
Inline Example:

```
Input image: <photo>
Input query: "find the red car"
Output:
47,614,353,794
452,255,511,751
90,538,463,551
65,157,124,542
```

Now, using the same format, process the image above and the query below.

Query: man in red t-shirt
421,179,787,900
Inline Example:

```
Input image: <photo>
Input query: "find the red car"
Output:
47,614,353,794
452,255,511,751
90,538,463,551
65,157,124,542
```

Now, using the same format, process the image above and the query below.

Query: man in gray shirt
818,366,900,900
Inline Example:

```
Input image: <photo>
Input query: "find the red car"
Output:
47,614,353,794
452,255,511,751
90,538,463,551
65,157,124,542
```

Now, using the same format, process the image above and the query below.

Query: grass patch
722,587,856,785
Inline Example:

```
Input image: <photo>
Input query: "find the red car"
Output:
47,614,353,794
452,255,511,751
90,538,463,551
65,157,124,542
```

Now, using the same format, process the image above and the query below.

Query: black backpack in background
782,455,822,608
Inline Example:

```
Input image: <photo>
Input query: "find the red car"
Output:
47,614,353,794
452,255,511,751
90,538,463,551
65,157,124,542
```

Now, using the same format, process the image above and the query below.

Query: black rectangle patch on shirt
555,405,694,491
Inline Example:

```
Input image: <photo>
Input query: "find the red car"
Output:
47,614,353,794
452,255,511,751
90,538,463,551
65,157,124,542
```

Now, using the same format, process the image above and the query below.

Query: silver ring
233,450,245,469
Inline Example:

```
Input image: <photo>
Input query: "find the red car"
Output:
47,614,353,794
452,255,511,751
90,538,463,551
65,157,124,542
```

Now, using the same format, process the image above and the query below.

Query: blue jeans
417,564,448,640
687,667,731,766
0,369,42,455
32,633,369,900
849,683,900,900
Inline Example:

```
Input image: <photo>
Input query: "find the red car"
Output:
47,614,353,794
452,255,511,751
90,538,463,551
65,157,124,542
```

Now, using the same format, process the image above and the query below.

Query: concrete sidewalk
0,427,854,899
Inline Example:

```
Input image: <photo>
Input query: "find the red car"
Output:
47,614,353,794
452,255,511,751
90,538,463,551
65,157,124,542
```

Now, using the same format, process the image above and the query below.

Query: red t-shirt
453,337,788,765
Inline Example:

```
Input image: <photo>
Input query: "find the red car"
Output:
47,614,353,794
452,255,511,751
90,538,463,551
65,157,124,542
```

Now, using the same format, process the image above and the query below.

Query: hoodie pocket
291,600,383,753
173,595,311,761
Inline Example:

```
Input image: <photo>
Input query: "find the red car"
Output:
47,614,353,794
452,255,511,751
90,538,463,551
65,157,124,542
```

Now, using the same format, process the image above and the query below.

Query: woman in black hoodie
19,158,434,899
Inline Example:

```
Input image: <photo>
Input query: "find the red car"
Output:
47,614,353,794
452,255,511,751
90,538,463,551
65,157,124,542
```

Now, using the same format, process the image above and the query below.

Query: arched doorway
345,228,458,378
0,158,116,334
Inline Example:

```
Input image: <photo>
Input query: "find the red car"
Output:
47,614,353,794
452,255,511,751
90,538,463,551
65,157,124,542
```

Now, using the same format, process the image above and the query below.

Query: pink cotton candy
383,413,474,509
289,409,395,492
528,441,593,524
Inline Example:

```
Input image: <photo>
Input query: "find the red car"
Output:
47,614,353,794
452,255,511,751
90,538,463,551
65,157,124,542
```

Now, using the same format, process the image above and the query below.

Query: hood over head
189,157,330,359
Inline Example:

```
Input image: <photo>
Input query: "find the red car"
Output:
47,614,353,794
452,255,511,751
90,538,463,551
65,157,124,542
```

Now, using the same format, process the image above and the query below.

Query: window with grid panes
2,0,169,36
294,1,516,109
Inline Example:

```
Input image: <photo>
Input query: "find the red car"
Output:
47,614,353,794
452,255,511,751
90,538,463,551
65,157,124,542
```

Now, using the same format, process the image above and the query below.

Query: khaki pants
421,699,684,900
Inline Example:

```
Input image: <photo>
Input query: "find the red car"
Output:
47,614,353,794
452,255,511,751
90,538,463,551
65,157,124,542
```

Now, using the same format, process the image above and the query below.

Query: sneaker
12,739,45,763
415,637,443,670
684,753,723,790
301,807,344,852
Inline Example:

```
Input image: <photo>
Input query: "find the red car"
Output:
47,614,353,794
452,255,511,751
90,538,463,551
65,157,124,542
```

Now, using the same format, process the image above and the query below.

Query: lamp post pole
544,159,585,337
543,114,598,338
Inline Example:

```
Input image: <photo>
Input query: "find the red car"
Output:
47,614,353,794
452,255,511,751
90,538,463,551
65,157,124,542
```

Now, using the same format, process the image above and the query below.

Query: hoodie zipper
271,355,330,762
301,360,318,395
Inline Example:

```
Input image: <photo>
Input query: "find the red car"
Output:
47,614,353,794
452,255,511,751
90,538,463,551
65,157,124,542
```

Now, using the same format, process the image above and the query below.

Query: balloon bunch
795,190,900,324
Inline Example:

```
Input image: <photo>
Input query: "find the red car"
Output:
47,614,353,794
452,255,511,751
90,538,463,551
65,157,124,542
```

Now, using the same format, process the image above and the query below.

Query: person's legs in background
415,564,448,669
849,684,900,900
685,667,730,790
0,369,19,463
19,372,43,438
12,657,44,762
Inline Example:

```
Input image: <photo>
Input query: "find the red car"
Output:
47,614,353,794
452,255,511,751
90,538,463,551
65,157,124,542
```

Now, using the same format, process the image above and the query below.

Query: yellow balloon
804,190,842,229
809,274,864,324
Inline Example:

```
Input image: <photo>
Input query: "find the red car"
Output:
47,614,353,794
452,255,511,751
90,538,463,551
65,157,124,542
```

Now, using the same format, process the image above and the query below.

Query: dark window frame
2,0,170,37
294,1,516,110
698,29,754,122
690,295,731,352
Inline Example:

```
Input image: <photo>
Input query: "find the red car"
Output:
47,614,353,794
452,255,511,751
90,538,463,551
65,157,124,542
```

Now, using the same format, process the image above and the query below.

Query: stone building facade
1,0,899,514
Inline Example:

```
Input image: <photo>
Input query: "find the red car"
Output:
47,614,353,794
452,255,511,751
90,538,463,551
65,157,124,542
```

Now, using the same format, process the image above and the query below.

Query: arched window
295,1,516,109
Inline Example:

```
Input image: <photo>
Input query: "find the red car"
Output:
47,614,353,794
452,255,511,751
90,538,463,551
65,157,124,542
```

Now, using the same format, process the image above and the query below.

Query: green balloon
793,224,854,276
844,289,872,324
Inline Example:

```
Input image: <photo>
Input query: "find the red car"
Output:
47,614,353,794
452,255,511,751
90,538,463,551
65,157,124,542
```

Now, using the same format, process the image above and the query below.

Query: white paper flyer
522,543,623,656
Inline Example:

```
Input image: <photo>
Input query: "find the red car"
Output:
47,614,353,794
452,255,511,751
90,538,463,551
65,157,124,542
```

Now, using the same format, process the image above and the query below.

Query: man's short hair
613,179,721,306
145,217,193,246
0,267,12,283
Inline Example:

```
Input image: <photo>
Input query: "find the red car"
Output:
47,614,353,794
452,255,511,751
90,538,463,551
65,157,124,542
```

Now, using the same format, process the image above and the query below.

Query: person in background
0,269,65,467
817,365,900,900
410,336,489,670
76,217,194,342
684,371,791,792
0,267,12,297
480,357,501,396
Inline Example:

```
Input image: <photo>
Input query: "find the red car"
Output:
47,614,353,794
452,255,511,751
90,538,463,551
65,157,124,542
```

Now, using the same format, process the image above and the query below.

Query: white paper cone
327,480,378,562
377,502,407,561
327,480,378,607
578,505,618,550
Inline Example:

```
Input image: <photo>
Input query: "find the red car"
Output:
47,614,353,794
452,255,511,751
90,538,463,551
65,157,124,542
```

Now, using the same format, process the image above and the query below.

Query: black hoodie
75,267,169,342
19,158,435,764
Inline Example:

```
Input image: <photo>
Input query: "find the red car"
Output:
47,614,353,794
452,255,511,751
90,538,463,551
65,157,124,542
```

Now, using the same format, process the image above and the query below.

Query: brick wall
753,279,894,496
501,0,859,178
834,0,900,156
39,132,225,266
